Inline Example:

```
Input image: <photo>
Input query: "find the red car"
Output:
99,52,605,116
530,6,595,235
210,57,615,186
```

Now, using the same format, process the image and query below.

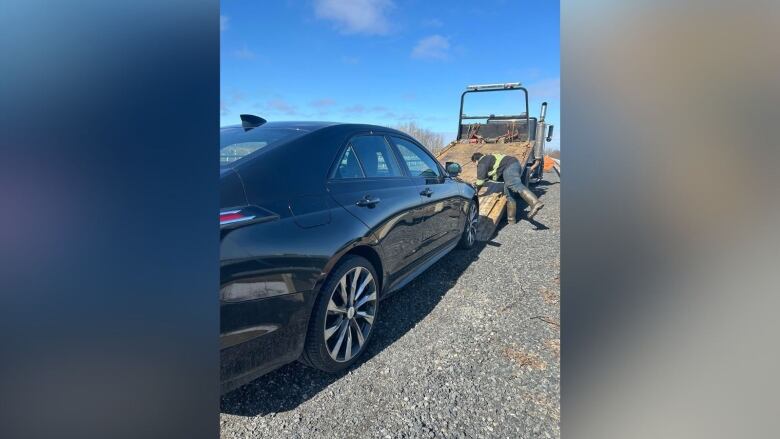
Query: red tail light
220,209,255,226
220,206,279,229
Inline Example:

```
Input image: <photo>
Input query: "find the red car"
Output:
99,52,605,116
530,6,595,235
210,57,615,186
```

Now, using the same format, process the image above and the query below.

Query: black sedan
220,116,478,393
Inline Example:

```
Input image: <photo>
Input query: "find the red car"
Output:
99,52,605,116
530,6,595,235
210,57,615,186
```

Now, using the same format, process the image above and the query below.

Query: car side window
391,136,441,178
334,145,365,179
350,135,403,178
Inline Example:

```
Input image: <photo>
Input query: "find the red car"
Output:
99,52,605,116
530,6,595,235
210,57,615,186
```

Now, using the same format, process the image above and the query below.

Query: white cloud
220,15,229,32
411,35,450,60
310,98,336,109
314,0,394,35
232,44,256,60
267,99,298,115
343,104,366,114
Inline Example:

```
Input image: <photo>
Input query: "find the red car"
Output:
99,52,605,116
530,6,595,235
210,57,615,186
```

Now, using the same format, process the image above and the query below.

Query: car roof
220,121,411,137
220,121,337,131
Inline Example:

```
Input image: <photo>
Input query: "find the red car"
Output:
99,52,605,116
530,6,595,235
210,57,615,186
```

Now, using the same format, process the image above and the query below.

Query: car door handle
356,196,381,207
420,188,433,197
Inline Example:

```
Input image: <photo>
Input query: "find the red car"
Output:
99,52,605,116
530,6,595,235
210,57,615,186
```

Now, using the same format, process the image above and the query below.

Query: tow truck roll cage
456,82,530,141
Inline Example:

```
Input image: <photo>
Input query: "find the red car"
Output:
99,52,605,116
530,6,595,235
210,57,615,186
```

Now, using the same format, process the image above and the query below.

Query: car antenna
240,114,267,131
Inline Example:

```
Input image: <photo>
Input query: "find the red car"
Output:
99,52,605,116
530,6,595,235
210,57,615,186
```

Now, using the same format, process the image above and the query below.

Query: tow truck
436,82,554,239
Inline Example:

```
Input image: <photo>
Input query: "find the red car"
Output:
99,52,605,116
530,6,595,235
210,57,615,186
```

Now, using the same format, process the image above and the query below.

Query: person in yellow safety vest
471,152,545,223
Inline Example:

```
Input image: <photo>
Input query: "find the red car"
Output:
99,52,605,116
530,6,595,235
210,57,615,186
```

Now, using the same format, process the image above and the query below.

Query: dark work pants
501,161,530,204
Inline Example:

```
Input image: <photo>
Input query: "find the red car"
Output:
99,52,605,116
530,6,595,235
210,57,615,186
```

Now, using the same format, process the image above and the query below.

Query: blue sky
221,0,560,150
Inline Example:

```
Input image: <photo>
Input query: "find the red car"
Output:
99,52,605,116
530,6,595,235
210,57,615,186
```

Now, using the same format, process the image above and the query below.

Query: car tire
301,255,380,373
458,199,479,249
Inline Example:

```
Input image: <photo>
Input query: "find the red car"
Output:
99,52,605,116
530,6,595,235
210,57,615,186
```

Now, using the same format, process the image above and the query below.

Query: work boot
517,187,545,221
506,198,517,224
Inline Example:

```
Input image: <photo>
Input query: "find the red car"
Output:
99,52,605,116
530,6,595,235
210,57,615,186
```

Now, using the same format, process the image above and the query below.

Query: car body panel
220,168,248,209
220,290,313,393
383,234,460,295
386,135,467,253
327,177,425,275
413,175,464,253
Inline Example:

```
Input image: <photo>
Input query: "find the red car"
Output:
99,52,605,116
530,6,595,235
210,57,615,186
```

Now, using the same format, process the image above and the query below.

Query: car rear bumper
220,289,316,394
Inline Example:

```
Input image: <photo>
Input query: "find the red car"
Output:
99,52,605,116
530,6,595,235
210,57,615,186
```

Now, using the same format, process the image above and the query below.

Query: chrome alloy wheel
324,266,377,362
466,202,478,246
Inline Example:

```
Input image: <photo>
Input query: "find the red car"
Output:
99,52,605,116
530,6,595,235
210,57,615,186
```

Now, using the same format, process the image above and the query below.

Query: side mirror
445,162,462,176
546,125,554,142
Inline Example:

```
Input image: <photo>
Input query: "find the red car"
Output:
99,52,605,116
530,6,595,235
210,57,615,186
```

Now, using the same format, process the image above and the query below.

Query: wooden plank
476,192,506,241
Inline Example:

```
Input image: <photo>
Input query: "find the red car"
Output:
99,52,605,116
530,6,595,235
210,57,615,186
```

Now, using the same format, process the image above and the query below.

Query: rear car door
326,134,424,275
389,136,464,254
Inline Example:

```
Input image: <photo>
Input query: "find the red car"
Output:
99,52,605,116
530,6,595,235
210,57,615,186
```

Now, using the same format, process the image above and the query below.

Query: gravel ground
221,172,560,439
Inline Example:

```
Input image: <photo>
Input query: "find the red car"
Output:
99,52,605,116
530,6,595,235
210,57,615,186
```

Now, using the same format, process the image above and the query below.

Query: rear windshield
220,126,309,166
